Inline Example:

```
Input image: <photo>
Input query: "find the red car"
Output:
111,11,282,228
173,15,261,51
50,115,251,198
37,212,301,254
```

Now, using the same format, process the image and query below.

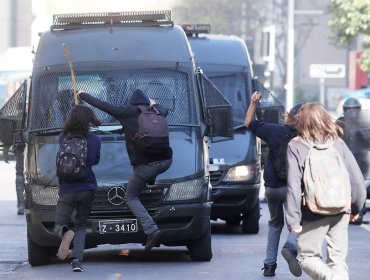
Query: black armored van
184,25,261,233
1,12,234,265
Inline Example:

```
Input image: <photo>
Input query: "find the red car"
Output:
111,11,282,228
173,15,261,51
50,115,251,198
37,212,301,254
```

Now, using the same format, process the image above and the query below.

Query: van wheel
225,215,241,226
242,200,260,234
27,232,54,266
188,222,212,262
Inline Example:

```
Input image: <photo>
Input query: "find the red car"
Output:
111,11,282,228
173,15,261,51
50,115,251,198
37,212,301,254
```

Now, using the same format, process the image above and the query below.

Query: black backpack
56,135,88,181
272,127,297,182
133,105,169,154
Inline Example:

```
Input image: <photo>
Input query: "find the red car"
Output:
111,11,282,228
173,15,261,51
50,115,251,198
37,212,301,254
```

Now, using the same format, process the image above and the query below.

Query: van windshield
29,68,198,132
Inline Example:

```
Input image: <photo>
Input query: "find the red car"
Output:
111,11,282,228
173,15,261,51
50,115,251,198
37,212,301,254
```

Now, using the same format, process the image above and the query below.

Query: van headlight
164,177,207,202
223,165,258,182
30,185,59,206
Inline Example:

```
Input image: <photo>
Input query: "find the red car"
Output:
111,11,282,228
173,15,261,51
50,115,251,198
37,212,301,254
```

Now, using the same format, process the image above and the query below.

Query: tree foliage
329,0,370,71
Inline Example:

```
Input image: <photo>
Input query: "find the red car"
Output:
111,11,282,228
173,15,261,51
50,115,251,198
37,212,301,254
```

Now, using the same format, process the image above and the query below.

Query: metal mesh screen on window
253,79,285,124
198,74,233,142
208,72,250,127
0,81,27,148
29,62,197,132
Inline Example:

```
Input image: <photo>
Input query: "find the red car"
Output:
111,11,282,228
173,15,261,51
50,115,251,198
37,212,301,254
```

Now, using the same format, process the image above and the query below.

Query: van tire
27,232,54,266
241,200,260,234
188,221,212,261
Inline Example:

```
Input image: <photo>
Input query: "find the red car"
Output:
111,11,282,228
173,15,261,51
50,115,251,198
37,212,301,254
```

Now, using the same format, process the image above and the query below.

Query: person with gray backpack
78,89,173,251
285,103,366,280
54,105,102,272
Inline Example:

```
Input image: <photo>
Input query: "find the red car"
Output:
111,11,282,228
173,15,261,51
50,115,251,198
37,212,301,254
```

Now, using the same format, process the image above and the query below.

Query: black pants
54,190,95,261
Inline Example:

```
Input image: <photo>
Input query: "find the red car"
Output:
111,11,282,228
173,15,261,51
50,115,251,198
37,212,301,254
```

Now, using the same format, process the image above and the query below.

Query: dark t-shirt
249,120,294,188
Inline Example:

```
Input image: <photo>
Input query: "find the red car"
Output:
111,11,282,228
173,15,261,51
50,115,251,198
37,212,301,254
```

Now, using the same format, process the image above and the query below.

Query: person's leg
15,144,25,215
54,193,77,260
54,193,76,238
125,159,172,235
326,213,349,280
298,217,333,280
69,190,95,262
125,167,158,235
264,187,285,266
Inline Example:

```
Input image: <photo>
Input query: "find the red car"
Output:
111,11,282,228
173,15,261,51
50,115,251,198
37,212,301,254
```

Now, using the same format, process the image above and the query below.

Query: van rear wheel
27,232,55,266
187,221,212,261
241,200,260,234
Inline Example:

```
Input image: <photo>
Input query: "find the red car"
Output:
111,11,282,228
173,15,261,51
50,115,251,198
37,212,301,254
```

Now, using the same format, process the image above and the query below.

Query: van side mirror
196,68,234,142
0,80,28,149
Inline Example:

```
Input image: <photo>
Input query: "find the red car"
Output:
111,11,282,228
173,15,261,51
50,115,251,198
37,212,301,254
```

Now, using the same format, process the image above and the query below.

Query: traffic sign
309,64,346,79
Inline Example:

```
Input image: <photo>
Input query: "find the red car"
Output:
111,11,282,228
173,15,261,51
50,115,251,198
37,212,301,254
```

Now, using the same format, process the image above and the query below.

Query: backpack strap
137,105,160,114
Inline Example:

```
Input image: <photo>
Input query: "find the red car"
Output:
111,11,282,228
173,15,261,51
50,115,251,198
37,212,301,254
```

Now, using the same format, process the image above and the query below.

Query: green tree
328,0,370,71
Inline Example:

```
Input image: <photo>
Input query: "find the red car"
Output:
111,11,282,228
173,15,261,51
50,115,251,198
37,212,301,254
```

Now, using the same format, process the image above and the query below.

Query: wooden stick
62,43,78,105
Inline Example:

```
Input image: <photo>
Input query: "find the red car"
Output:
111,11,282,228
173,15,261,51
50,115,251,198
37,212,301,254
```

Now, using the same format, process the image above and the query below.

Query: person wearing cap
336,97,362,135
78,89,173,251
245,91,303,277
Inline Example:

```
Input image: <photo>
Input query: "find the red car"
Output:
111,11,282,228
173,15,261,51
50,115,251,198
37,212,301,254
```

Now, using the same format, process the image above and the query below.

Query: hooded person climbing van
78,88,173,251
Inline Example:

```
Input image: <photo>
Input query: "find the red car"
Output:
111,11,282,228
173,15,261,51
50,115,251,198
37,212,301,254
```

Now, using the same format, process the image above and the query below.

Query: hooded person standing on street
78,89,173,251
245,91,303,277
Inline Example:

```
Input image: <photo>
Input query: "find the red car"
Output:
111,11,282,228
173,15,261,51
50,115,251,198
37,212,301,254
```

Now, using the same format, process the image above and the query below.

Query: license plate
98,219,138,234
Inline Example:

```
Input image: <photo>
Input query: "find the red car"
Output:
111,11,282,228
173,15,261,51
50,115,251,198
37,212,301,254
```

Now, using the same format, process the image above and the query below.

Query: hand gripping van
0,11,233,265
183,24,261,233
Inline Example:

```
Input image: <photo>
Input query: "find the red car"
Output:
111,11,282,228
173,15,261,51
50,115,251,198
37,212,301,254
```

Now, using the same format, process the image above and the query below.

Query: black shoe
281,248,302,277
17,208,24,215
145,229,161,251
71,259,83,272
262,263,277,277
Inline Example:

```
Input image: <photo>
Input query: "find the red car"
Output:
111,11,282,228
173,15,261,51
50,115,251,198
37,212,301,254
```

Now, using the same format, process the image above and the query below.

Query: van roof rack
182,24,211,36
51,11,173,31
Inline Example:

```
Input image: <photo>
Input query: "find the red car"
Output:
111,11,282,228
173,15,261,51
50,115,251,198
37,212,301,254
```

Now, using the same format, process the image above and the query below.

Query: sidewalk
0,160,27,275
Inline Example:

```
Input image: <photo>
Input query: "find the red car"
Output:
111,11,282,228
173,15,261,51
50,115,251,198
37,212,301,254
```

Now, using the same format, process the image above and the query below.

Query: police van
0,11,233,265
183,24,261,233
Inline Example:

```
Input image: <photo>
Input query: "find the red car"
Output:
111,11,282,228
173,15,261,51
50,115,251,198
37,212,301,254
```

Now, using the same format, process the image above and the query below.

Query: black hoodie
79,90,173,166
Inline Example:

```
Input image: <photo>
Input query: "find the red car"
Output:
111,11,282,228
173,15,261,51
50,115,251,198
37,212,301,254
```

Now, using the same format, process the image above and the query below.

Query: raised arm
245,91,261,128
78,91,124,118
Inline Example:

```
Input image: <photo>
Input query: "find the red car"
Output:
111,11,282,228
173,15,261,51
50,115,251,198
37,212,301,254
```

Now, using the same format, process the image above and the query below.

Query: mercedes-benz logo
107,187,125,206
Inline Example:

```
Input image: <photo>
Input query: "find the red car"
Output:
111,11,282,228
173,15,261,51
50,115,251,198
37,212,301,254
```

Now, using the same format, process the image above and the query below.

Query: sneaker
281,248,302,277
57,230,75,260
145,229,161,251
71,259,83,272
262,263,277,277
17,208,24,215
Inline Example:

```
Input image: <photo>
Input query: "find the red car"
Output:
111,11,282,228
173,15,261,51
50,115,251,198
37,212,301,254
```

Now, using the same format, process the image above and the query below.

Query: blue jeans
125,159,172,235
264,186,298,265
54,190,95,261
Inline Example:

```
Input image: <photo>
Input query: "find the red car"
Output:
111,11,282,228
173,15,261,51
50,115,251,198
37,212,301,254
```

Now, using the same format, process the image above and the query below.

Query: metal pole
286,0,295,111
320,78,325,106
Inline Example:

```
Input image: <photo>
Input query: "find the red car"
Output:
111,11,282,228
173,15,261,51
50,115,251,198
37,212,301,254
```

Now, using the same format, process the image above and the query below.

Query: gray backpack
300,138,351,215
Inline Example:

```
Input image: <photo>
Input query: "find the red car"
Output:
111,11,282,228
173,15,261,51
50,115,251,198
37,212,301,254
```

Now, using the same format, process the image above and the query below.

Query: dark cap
289,103,304,116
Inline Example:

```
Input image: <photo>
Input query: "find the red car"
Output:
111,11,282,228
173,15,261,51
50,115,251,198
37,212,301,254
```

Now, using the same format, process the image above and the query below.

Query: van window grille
0,80,27,148
208,72,250,127
29,62,198,132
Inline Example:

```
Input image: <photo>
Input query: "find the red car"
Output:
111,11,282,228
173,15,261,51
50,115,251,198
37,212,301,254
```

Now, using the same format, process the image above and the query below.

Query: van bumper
210,183,260,218
26,202,211,248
